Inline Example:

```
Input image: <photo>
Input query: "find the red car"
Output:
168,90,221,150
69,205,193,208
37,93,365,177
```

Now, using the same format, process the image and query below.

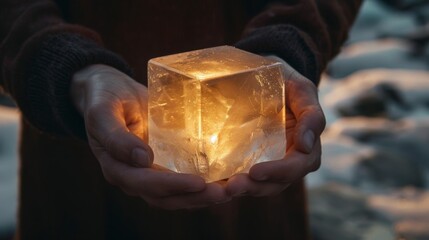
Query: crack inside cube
148,46,286,182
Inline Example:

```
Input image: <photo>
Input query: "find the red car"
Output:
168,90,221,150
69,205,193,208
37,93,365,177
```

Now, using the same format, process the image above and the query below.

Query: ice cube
148,46,286,182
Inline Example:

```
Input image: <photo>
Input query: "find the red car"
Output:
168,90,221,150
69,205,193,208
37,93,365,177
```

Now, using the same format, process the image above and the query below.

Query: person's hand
226,60,326,197
71,64,230,209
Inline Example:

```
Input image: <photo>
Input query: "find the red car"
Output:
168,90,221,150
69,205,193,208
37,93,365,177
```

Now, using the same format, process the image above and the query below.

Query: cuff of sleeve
235,24,320,85
17,33,133,139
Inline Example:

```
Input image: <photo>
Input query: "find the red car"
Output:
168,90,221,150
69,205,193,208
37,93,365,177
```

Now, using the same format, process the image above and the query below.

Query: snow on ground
0,106,19,237
308,0,429,239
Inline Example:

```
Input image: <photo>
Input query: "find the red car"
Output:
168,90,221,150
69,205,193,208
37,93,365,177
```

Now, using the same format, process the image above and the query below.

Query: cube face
148,46,286,182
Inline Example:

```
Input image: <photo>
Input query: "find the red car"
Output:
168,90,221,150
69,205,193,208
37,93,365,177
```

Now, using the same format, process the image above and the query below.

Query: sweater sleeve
0,0,132,138
236,0,363,85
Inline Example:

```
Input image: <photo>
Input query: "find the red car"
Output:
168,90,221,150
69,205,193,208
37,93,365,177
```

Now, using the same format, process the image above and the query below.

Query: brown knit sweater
0,1,362,239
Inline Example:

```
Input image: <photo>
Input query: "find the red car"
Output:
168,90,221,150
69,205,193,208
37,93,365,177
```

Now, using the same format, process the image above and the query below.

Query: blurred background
308,0,429,239
1,0,429,239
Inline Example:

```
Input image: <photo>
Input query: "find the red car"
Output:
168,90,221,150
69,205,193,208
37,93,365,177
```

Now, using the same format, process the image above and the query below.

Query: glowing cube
148,46,286,182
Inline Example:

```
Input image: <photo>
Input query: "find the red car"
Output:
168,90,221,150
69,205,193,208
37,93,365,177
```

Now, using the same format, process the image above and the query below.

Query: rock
378,0,429,10
406,23,429,48
306,136,376,188
312,117,428,191
424,40,429,57
396,221,429,240
348,0,397,43
328,117,429,170
322,117,398,141
353,0,393,29
324,69,429,119
369,188,429,239
415,6,429,25
348,0,420,43
327,40,427,79
309,183,395,240
362,120,429,188
335,83,402,118
356,149,424,189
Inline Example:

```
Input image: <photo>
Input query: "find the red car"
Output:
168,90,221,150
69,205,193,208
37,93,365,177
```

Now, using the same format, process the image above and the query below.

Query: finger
99,153,206,198
152,182,230,210
85,101,153,167
226,174,288,197
286,71,326,154
249,140,321,182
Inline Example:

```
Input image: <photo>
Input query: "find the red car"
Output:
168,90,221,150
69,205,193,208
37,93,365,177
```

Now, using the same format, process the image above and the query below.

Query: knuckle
315,108,327,130
302,105,326,130
308,157,321,172
298,76,314,88
287,77,301,90
290,75,316,91
316,107,327,124
304,105,324,117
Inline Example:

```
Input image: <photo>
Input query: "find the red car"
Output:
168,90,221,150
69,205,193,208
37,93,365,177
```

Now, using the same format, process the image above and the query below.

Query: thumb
286,71,326,154
86,103,153,167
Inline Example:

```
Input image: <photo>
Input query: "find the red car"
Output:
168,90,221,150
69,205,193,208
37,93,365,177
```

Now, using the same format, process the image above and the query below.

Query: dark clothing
0,1,362,239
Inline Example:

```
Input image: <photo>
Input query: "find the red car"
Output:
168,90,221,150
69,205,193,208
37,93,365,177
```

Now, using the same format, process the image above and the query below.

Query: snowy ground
0,106,19,238
0,0,429,239
308,1,429,239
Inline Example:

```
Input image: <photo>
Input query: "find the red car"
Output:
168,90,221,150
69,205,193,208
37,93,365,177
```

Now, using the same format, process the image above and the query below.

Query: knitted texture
21,33,133,138
236,24,319,85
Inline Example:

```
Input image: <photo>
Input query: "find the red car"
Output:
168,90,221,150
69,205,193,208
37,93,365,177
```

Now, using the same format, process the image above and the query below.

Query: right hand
71,64,231,210
226,59,325,198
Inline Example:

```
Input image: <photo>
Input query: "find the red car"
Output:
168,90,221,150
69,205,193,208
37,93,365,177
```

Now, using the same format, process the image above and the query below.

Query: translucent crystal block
148,46,286,182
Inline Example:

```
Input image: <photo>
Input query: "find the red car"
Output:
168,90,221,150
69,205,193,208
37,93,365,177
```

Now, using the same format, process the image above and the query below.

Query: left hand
71,64,230,210
226,61,326,197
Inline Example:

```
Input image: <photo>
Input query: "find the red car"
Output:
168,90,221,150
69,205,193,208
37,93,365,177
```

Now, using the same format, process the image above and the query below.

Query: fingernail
132,148,149,167
303,130,315,153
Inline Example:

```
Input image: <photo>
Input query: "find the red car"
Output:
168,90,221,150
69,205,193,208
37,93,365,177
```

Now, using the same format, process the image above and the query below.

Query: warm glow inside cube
148,46,286,182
